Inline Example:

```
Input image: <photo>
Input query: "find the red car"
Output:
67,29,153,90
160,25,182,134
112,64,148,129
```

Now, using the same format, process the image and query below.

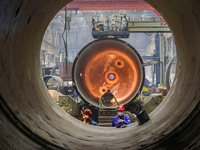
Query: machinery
92,10,130,38
43,38,165,126
43,75,82,118
72,38,145,111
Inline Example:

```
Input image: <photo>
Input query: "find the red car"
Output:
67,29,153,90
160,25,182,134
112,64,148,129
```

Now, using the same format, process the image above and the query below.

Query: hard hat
83,109,92,116
117,105,125,111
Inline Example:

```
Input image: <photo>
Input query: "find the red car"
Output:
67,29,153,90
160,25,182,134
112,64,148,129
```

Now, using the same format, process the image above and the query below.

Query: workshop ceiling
49,0,161,33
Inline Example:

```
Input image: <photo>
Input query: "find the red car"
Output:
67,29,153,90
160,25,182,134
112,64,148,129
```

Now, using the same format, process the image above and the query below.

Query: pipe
0,0,200,149
72,38,145,109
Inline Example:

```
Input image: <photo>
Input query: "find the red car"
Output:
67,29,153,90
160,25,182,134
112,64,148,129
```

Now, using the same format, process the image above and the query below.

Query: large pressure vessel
72,38,145,108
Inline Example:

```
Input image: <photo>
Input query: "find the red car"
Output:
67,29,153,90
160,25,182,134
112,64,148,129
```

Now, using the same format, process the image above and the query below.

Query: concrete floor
0,0,200,149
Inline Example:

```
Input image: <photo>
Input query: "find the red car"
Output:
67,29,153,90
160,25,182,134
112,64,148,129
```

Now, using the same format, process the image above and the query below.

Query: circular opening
1,1,199,150
108,73,115,80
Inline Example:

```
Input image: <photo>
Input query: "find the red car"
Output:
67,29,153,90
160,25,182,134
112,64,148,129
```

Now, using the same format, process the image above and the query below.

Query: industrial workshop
0,0,199,150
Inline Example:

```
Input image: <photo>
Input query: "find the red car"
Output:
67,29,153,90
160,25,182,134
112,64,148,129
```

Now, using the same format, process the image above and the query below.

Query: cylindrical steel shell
72,38,145,108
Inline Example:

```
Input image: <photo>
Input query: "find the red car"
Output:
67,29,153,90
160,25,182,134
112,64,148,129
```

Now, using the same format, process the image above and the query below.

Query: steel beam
128,21,171,32
65,0,154,10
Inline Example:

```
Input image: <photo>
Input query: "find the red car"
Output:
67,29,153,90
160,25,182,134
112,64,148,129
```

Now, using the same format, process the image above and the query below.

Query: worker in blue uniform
112,105,132,128
82,109,98,126
73,90,78,101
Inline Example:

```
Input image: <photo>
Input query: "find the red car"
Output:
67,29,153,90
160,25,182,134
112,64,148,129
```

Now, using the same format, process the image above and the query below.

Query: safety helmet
117,105,125,111
83,109,92,116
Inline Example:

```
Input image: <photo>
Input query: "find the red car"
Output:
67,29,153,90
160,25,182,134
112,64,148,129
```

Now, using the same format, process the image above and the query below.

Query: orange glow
73,39,144,108
84,49,140,105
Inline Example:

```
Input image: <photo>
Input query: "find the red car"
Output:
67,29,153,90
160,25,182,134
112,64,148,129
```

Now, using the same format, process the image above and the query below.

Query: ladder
98,109,116,127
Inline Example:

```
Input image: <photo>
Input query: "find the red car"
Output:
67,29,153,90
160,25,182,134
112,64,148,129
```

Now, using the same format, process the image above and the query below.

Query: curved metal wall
0,0,199,149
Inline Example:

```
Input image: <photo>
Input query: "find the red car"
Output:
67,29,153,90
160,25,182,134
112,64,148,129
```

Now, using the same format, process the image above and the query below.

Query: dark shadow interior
0,0,200,149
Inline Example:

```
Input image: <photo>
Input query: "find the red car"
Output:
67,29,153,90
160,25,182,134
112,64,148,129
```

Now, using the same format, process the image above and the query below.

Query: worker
73,90,78,101
149,84,156,94
82,109,98,126
112,105,132,128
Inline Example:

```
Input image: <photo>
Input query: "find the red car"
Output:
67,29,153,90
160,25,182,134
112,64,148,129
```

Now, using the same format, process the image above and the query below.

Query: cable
62,6,68,73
